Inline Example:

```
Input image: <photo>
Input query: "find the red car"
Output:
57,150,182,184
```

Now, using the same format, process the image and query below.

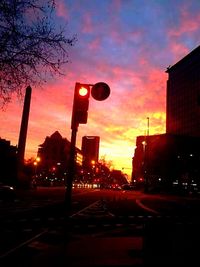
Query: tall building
166,45,200,137
132,134,200,187
81,136,100,167
132,45,200,192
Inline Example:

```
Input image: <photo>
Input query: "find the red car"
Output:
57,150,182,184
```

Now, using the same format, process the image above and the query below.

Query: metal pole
144,117,149,193
147,117,149,136
65,125,78,216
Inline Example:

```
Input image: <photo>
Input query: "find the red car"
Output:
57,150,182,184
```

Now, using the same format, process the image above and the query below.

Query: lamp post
147,117,149,136
32,157,40,189
144,117,149,193
33,161,37,175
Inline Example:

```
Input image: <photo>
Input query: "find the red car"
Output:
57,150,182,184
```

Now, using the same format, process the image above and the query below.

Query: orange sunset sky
1,0,200,179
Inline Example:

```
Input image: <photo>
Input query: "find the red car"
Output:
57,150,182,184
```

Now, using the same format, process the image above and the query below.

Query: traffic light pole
65,81,110,216
65,124,78,216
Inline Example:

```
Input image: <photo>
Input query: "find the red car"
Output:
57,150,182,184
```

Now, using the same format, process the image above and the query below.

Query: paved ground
2,220,200,267
1,187,200,266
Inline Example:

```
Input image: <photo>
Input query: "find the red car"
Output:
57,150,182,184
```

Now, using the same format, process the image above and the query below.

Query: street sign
91,82,110,101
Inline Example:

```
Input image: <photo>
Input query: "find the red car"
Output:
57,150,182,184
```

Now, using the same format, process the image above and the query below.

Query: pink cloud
169,6,200,37
169,42,189,62
88,38,101,51
166,4,200,62
109,28,144,46
82,13,94,33
55,0,69,19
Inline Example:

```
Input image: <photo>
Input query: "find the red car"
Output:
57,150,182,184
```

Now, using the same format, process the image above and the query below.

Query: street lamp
36,156,41,163
142,140,147,177
143,143,148,192
144,117,150,193
91,160,96,167
33,161,37,175
33,157,41,176
147,117,150,136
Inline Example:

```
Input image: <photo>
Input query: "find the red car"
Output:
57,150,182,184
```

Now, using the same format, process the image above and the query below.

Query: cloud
1,0,200,179
55,0,69,19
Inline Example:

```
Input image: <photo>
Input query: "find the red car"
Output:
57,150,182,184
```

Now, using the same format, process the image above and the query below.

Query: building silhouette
81,136,100,168
166,45,200,137
133,134,200,190
0,138,17,185
132,45,200,193
37,131,82,174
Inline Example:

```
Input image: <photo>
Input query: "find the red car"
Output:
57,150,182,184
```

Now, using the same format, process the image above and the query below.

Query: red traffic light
71,83,90,128
78,86,89,97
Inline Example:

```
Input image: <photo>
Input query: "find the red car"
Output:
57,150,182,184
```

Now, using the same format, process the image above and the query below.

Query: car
111,183,122,190
0,183,16,200
121,184,135,190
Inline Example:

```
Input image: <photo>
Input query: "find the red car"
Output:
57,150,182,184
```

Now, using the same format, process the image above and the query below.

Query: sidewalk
2,227,144,267
5,220,200,267
31,235,143,267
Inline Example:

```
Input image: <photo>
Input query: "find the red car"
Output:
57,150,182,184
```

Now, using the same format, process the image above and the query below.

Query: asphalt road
1,187,200,266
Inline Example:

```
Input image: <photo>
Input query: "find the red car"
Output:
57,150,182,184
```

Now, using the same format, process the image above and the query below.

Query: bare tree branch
0,0,77,107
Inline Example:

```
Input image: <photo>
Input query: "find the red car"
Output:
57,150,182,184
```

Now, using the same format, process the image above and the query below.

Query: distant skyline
1,0,200,178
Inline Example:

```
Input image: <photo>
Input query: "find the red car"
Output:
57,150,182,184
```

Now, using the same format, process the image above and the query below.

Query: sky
1,0,200,179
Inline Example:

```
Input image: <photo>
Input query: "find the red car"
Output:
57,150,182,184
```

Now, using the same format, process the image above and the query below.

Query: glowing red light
79,87,88,96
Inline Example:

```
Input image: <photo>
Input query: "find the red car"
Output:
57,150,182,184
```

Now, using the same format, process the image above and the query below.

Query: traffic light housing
71,83,90,129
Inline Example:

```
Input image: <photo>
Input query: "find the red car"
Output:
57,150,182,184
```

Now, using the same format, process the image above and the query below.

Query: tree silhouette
0,0,77,106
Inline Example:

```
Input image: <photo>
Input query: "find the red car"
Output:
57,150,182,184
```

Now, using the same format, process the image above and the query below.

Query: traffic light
71,83,90,128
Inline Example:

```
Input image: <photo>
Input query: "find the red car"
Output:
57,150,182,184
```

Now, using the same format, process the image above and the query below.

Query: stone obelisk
17,86,32,185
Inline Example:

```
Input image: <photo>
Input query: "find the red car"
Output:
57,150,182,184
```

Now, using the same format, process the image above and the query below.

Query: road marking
33,218,40,222
70,200,115,218
18,218,27,222
28,241,49,250
116,224,123,227
47,217,55,221
88,225,96,228
135,199,159,214
70,200,100,217
103,224,111,227
0,229,48,259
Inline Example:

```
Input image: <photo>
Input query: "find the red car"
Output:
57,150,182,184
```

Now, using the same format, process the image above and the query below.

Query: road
1,187,200,266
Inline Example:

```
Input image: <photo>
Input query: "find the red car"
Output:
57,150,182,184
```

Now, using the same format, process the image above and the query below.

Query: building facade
37,131,82,175
166,45,200,137
132,45,200,193
81,136,100,168
132,134,200,191
0,138,17,185
37,131,70,172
